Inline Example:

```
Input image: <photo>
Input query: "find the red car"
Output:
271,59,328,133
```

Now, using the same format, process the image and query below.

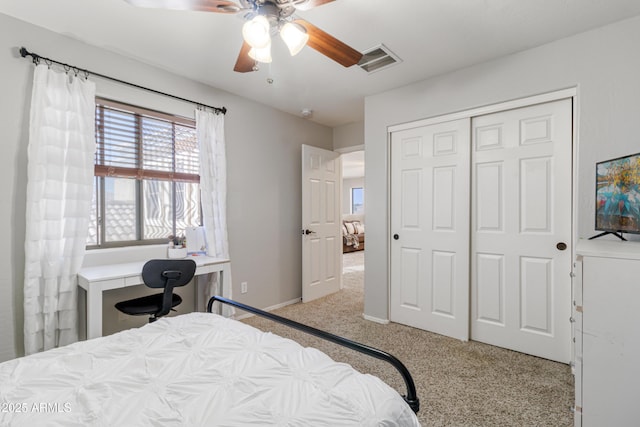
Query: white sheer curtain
24,65,96,355
196,109,233,317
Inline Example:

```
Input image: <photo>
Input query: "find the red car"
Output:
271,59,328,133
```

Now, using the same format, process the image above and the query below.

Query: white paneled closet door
390,118,471,341
471,99,572,363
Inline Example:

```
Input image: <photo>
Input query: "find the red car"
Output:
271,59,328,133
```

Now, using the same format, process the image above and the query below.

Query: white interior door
390,118,470,341
302,144,342,303
471,99,572,363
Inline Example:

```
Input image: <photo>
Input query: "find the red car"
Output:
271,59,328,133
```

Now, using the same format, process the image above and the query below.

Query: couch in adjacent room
342,214,365,253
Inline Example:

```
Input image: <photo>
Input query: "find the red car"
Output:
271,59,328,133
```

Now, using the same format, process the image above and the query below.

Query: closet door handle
556,242,567,251
393,234,399,240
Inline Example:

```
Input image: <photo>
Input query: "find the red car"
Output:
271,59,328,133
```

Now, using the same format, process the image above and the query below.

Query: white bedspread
0,313,420,426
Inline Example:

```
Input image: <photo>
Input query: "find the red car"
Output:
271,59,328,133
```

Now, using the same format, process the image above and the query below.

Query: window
351,187,364,214
88,99,201,248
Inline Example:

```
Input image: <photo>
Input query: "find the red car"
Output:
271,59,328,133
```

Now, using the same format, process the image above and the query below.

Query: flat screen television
594,152,640,239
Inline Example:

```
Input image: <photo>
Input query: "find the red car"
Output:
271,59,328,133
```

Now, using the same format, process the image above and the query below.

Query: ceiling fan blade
295,19,362,68
294,0,335,11
234,41,256,73
123,0,242,13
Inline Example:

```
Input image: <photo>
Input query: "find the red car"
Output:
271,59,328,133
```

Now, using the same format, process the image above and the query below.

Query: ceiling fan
124,0,363,73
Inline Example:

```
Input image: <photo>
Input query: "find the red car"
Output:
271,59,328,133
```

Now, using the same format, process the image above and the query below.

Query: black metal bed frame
207,295,420,413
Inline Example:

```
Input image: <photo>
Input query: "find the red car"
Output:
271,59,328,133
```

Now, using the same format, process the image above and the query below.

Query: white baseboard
362,313,390,324
233,297,302,320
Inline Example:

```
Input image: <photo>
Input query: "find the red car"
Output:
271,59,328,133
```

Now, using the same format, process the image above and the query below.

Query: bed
0,297,420,426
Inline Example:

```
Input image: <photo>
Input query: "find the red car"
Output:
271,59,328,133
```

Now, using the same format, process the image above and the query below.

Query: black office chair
115,259,197,323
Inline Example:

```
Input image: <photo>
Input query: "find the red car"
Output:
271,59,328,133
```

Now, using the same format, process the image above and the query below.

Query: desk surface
78,256,230,284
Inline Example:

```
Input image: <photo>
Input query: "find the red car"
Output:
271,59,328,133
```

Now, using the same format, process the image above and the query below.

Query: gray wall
333,121,364,151
0,13,332,361
364,16,640,320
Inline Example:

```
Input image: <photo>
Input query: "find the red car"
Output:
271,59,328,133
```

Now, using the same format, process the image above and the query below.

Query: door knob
556,242,567,251
393,234,399,240
302,229,316,235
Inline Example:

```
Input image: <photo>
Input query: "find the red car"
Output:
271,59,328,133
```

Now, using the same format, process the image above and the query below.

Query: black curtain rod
19,47,227,115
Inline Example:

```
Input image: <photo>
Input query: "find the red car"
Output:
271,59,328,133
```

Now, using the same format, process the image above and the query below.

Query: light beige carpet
242,251,574,426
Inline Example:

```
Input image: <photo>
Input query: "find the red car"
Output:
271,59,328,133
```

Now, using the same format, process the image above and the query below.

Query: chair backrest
142,259,197,318
142,259,197,289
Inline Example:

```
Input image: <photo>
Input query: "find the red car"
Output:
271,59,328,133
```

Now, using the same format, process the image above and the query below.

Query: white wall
342,177,365,215
364,16,640,320
0,13,332,361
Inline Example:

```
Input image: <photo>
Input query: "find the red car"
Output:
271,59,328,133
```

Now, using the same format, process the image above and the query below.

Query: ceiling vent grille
358,44,401,73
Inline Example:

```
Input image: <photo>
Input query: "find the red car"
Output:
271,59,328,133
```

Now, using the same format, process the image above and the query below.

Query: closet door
471,99,572,363
390,118,470,341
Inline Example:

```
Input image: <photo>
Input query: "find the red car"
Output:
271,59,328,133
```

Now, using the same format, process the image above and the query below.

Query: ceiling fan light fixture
248,42,273,63
242,15,271,49
280,22,309,56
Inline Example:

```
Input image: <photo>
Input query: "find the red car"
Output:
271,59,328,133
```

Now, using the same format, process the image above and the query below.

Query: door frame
386,87,579,341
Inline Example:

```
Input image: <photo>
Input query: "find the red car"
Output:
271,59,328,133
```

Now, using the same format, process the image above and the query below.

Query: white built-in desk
78,253,230,339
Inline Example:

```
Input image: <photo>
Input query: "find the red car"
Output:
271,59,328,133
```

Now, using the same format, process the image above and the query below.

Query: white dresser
574,239,640,426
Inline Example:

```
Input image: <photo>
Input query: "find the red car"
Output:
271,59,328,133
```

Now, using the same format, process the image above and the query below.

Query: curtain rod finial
20,47,28,58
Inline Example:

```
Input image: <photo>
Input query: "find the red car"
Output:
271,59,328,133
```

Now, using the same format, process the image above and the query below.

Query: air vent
358,44,402,73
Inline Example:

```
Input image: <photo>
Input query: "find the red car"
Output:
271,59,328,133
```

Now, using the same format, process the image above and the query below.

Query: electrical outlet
241,281,248,294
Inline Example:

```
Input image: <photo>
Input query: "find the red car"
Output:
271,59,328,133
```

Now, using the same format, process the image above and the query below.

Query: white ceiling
3,0,640,127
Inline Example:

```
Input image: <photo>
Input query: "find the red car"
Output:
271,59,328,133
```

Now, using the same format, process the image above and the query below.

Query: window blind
95,99,199,183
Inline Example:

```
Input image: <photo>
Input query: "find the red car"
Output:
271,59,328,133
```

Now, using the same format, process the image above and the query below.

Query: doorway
341,150,365,291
